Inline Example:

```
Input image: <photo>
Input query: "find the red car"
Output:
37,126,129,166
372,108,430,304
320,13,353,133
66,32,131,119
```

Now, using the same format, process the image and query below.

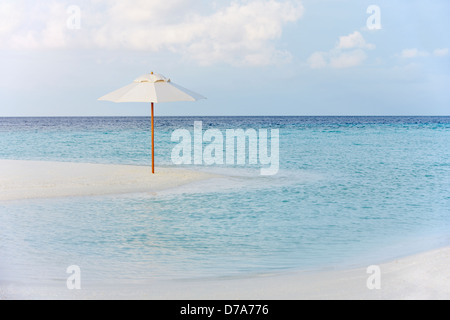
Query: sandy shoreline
1,245,449,300
0,159,218,201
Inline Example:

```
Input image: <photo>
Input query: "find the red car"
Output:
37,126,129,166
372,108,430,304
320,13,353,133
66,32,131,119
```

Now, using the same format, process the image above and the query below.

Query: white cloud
329,49,367,69
0,0,304,66
398,48,449,59
95,0,304,66
0,2,23,36
308,31,374,69
399,48,429,59
433,48,449,57
1,1,75,49
337,31,375,50
307,52,327,69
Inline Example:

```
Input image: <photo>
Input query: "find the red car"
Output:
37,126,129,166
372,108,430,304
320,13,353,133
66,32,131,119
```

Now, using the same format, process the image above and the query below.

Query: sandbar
0,159,217,201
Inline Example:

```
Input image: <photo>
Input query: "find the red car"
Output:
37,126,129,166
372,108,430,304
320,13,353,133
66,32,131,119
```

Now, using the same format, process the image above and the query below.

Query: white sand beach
134,245,450,300
1,245,449,300
0,159,218,201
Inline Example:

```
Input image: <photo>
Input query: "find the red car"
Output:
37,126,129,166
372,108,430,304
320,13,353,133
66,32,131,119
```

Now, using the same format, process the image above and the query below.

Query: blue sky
0,0,449,116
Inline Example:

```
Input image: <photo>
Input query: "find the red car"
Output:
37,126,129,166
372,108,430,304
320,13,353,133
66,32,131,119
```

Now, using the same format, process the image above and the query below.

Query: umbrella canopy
98,72,205,173
98,73,205,103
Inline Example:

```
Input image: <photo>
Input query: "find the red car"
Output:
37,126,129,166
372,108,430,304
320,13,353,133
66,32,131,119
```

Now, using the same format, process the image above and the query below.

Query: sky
0,0,449,116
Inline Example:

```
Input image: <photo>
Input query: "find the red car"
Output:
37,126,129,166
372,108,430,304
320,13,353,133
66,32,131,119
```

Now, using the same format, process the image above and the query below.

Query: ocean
0,116,449,285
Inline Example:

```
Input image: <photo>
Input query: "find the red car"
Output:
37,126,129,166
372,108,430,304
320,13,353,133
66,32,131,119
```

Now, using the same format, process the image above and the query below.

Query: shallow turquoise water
0,117,449,283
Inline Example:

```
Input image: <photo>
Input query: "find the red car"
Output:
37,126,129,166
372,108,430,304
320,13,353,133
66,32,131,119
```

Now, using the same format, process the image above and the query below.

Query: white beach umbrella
99,72,206,173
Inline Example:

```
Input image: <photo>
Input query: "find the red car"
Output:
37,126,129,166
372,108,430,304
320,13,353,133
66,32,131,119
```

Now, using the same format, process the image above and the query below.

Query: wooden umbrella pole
151,102,155,174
